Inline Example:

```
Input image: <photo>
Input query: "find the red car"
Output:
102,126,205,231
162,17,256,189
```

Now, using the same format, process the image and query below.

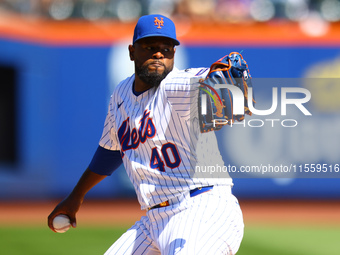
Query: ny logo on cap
154,17,164,29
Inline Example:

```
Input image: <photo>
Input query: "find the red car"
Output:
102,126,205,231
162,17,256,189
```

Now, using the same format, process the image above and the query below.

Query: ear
128,45,135,61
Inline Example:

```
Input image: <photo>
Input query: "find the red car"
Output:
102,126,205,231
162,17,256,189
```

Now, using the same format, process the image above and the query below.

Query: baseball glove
198,52,254,133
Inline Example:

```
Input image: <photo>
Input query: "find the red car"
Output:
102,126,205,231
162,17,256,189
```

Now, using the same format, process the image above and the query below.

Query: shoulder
110,74,134,102
183,67,210,77
113,74,134,94
162,67,209,87
106,74,134,112
167,67,209,80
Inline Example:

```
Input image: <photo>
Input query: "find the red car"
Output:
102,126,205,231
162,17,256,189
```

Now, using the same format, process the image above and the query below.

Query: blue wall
1,38,340,200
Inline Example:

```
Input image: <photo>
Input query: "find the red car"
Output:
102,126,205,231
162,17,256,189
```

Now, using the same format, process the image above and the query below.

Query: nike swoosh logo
117,101,124,109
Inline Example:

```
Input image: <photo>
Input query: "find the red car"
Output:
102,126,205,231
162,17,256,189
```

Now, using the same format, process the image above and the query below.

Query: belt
148,186,213,211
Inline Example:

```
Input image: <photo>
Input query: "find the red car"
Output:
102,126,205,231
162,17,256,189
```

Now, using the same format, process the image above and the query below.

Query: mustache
147,61,165,67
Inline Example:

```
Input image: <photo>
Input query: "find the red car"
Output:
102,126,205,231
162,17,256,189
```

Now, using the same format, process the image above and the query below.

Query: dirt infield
0,199,339,227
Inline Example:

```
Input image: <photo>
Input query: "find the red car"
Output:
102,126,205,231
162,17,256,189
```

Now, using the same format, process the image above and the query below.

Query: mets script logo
154,17,164,29
118,110,156,156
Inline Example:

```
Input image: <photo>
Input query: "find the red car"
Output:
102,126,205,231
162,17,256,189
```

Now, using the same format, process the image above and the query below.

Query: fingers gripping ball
53,214,71,233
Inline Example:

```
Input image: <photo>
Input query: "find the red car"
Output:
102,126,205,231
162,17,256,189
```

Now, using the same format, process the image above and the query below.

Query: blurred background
1,0,340,200
1,0,340,23
1,0,340,254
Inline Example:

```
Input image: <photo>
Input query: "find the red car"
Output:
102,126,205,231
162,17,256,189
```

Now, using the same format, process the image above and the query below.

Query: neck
134,75,153,93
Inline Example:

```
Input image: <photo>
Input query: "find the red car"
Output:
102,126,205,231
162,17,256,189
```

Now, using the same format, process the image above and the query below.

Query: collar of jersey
132,81,145,97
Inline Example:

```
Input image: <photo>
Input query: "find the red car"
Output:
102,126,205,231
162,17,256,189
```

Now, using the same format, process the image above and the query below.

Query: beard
135,62,172,88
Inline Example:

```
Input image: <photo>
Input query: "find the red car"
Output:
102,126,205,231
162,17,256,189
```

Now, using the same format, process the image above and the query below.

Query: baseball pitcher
48,14,253,255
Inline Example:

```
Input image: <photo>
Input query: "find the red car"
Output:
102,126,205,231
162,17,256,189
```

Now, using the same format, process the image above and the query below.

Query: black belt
148,186,213,210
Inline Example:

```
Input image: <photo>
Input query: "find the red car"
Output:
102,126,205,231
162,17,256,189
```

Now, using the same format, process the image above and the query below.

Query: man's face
129,37,176,88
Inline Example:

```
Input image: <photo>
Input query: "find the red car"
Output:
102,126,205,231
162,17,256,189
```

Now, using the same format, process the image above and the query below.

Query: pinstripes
132,186,243,255
100,67,243,254
104,216,160,255
98,68,233,210
104,189,243,254
194,191,243,255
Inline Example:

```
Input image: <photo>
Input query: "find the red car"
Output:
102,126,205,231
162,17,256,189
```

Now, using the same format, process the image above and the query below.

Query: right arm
47,147,123,232
47,168,107,232
48,95,123,232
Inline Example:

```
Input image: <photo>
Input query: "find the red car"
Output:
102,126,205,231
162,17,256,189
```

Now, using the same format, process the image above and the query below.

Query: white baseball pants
104,186,244,255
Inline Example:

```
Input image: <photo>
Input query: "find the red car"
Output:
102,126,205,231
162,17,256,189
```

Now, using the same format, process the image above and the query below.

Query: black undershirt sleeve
88,146,123,176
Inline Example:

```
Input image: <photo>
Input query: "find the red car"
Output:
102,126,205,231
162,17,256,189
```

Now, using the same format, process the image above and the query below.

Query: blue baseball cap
133,14,180,45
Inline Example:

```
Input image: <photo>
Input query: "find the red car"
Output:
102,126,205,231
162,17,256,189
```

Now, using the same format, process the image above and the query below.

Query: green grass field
1,225,339,255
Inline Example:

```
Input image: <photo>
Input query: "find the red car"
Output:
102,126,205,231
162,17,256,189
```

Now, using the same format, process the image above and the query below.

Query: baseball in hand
53,214,71,233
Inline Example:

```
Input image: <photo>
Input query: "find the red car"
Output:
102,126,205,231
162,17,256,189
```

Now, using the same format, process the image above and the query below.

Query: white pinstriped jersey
99,67,233,210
